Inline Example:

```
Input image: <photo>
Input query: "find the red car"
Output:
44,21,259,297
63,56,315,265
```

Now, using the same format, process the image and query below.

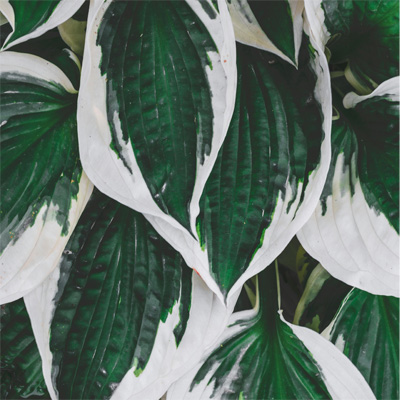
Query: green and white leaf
0,0,85,50
150,24,332,304
227,0,303,66
305,0,399,91
167,265,375,400
323,288,399,399
24,190,235,400
0,52,93,304
78,0,236,239
298,77,399,297
1,299,49,399
0,22,82,91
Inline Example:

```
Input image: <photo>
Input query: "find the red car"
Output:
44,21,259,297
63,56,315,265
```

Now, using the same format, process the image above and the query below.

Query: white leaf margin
165,306,259,400
77,0,236,236
77,0,236,300
0,0,85,50
303,0,330,49
24,268,239,400
147,19,333,307
165,306,376,400
321,288,354,343
282,313,376,400
0,52,93,304
298,77,400,297
227,0,303,67
343,76,400,108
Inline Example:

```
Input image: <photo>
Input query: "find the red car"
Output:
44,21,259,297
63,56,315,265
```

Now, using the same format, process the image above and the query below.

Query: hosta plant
0,0,398,399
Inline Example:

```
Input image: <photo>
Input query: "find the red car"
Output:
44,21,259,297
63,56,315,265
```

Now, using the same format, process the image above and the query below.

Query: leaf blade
1,0,85,50
78,0,236,236
298,77,400,296
194,32,332,300
324,288,399,399
1,299,50,399
0,51,93,303
24,190,234,400
167,266,375,399
227,0,303,66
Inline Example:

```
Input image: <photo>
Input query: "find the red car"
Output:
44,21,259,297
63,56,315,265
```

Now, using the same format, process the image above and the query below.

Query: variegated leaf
298,77,399,296
0,51,93,303
227,0,303,66
24,190,234,400
167,265,375,400
78,0,236,236
0,0,85,50
305,0,399,93
323,288,399,399
149,25,332,304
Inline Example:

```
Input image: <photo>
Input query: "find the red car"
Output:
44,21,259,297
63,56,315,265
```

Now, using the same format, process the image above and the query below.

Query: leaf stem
275,260,281,310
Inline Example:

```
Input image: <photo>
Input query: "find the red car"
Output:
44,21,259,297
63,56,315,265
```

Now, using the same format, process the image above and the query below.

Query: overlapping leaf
0,52,93,304
1,299,49,399
298,77,400,296
1,2,396,399
24,190,233,400
167,265,375,399
0,0,85,49
324,288,399,399
0,25,82,90
184,30,331,302
227,0,303,65
78,0,236,235
305,0,399,92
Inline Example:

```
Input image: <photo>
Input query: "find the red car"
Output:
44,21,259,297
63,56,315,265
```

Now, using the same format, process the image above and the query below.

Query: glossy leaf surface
0,299,49,399
25,190,233,400
298,77,399,296
98,0,216,230
167,266,375,399
325,288,399,400
196,36,330,298
0,52,92,304
227,0,303,65
0,0,84,49
78,0,236,236
52,190,190,398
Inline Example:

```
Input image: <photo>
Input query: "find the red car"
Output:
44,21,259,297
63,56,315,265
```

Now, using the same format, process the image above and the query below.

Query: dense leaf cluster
0,0,398,399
